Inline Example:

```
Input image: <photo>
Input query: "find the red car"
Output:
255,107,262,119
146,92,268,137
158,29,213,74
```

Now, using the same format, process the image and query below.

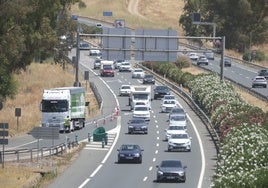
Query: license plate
166,176,175,179
126,157,133,159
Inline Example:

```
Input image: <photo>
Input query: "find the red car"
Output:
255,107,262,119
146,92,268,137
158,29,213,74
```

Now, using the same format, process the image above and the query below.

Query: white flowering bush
142,63,268,186
212,124,268,187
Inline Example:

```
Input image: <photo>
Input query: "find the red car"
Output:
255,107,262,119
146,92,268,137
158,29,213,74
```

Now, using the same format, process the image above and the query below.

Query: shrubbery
142,61,268,187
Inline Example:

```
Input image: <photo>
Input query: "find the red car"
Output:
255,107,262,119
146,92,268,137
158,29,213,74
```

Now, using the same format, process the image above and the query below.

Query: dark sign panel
0,131,8,137
0,123,8,129
0,139,8,145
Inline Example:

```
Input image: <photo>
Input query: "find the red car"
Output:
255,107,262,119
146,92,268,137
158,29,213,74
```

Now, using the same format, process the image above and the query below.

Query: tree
0,0,80,101
179,0,268,51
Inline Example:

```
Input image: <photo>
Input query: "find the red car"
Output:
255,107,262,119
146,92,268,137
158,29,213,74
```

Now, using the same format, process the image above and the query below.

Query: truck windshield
42,100,68,112
133,94,148,100
103,65,113,70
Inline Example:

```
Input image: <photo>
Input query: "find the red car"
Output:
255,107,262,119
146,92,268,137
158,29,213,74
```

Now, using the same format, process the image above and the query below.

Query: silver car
252,76,267,88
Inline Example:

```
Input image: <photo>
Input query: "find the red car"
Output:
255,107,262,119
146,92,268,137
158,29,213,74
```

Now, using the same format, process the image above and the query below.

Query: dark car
117,144,143,163
156,160,187,182
224,58,232,67
128,118,148,134
258,69,268,79
143,74,155,84
154,85,170,99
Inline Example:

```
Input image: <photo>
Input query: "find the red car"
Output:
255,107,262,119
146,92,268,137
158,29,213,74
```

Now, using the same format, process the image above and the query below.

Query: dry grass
0,62,99,137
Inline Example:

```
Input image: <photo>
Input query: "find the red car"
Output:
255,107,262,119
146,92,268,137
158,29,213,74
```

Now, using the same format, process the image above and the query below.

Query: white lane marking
156,143,159,147
175,96,206,188
78,178,90,188
143,177,148,182
156,130,159,134
90,164,103,178
155,150,158,154
152,158,156,162
157,137,159,140
156,125,158,128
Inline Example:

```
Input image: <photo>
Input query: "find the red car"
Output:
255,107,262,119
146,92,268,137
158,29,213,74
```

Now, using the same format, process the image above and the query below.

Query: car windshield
122,86,130,89
145,75,153,78
164,95,175,100
164,100,175,104
171,108,185,114
134,69,143,72
171,134,188,139
161,160,182,168
134,107,148,111
121,145,139,151
169,126,185,130
133,94,148,100
170,115,186,121
130,119,145,124
156,86,169,91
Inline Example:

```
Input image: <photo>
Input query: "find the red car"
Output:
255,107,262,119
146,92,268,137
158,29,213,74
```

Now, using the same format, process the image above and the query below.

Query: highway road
48,50,217,188
179,50,268,98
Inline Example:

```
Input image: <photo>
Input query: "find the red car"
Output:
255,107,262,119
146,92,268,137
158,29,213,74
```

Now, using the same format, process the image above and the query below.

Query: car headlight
157,170,163,175
119,154,125,157
178,171,185,176
141,126,147,129
128,126,133,128
134,153,140,157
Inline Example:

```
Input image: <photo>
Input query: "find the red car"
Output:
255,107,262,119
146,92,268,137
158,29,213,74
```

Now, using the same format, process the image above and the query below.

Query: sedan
143,74,155,84
133,105,150,121
132,68,145,78
117,144,143,163
169,114,187,126
161,99,177,113
167,131,192,152
197,55,209,66
188,53,199,61
165,124,187,141
252,76,267,88
119,85,131,96
169,107,186,119
128,118,148,134
156,160,187,182
153,85,170,99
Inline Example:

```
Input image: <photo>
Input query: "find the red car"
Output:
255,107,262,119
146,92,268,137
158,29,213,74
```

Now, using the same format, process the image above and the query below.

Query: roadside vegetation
142,60,268,187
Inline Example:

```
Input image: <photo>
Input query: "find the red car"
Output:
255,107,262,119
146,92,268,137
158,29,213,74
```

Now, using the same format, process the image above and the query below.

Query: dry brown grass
0,62,99,137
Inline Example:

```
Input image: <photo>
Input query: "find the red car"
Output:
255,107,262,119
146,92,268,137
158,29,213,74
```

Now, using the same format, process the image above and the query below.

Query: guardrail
1,142,78,163
135,63,221,154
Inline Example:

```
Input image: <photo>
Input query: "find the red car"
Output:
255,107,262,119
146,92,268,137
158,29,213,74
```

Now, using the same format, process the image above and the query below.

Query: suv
93,59,101,69
224,58,232,67
153,85,170,99
197,55,209,65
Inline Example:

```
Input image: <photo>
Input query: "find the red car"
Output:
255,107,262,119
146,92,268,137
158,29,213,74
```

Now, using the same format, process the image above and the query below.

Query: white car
168,131,192,152
89,49,101,56
119,61,131,72
132,68,145,78
162,95,176,101
169,114,187,126
133,105,150,121
188,53,199,61
252,76,267,88
165,125,187,141
119,85,131,96
161,99,177,113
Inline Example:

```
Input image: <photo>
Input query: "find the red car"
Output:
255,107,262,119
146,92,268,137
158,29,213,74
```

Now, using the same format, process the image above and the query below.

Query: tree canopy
179,0,268,51
0,0,79,101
